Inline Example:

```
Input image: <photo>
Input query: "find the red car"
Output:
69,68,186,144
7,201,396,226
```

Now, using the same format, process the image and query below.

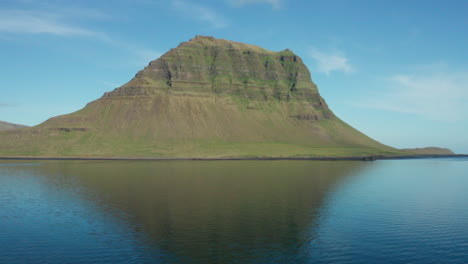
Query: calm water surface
0,159,467,263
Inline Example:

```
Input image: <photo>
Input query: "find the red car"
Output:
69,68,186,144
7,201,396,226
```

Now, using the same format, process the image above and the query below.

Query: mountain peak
193,35,216,40
114,35,322,108
186,36,296,55
180,35,276,54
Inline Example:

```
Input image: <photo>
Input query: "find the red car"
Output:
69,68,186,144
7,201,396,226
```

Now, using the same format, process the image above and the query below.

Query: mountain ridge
0,121,28,130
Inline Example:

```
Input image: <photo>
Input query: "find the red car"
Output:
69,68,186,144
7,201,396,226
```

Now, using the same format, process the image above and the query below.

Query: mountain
0,121,28,130
0,36,405,157
402,147,454,155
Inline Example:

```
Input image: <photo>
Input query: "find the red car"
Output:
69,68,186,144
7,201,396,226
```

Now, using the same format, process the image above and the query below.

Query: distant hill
0,36,429,158
0,121,28,130
401,147,454,155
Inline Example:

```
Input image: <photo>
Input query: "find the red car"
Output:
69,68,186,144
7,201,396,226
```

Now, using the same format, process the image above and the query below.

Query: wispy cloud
355,65,468,121
230,0,282,9
0,102,15,107
0,9,102,37
131,47,162,66
172,0,228,28
102,81,121,88
0,8,160,66
309,47,354,75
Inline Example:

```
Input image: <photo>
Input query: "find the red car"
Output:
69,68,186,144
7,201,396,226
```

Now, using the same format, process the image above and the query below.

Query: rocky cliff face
105,35,333,120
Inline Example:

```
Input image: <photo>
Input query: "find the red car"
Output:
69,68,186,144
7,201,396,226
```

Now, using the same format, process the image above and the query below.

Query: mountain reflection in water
1,160,365,263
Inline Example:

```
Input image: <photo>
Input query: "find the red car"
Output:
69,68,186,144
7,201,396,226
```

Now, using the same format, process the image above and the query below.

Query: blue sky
1,0,467,153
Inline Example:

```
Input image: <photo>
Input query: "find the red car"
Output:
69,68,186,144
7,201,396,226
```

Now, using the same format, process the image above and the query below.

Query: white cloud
0,10,100,37
134,48,162,62
309,47,354,75
172,0,228,29
230,0,282,9
355,66,468,121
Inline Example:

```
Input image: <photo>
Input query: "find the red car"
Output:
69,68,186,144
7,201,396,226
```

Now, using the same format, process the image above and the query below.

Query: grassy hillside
0,90,400,157
0,36,404,158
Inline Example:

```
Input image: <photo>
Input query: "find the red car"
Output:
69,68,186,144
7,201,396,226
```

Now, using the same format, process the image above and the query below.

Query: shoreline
0,154,467,161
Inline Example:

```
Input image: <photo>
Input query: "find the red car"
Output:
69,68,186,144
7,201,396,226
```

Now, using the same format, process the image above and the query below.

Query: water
0,159,467,263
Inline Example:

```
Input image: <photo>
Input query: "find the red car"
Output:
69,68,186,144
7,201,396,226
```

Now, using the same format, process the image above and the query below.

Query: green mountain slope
0,36,402,157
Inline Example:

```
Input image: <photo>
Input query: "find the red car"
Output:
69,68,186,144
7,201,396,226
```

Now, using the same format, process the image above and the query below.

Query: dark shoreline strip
0,155,467,161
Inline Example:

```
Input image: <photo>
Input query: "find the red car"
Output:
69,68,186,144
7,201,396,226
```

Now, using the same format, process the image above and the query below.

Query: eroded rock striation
106,35,333,120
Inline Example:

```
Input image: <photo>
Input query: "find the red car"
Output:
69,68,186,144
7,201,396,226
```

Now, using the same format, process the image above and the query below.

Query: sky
1,0,467,153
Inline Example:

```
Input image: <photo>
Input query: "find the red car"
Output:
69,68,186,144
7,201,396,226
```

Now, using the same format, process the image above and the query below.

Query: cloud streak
0,102,13,107
0,9,101,37
230,0,282,9
355,66,468,121
172,0,228,28
309,47,353,75
130,47,162,67
0,8,160,66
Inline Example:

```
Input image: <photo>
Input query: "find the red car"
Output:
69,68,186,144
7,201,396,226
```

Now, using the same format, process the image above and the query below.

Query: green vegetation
0,36,408,158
